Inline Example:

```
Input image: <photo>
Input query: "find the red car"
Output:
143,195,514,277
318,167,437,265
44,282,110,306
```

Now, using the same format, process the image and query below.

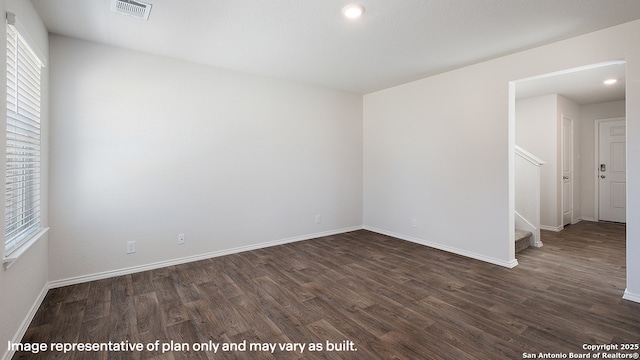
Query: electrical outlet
126,241,136,254
411,218,417,228
315,215,321,224
178,233,185,245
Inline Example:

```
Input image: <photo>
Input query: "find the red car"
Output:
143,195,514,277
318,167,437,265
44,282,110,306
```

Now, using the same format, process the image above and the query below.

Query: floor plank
13,221,640,359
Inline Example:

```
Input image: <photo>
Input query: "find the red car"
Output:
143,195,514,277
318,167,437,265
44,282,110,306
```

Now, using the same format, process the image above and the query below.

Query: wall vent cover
111,0,152,20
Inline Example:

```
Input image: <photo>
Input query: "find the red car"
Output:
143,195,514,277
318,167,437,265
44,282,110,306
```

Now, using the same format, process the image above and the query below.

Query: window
5,15,44,254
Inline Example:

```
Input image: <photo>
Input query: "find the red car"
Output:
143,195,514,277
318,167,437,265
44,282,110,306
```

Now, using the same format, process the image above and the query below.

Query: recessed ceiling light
342,4,365,19
603,79,618,85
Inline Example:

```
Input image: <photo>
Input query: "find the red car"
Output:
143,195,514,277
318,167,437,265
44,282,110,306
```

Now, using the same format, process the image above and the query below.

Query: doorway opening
508,60,626,259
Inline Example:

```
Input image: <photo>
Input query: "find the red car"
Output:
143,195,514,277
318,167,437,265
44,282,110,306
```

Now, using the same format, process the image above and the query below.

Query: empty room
2,0,640,359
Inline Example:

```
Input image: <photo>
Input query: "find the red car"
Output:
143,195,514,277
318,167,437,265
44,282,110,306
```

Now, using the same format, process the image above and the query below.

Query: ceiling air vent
111,0,152,20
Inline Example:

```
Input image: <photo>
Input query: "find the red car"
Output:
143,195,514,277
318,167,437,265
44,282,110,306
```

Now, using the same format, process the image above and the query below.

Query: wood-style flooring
13,221,640,359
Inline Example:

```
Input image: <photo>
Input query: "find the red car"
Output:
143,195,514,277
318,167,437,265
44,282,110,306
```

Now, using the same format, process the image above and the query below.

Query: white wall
48,35,363,282
579,100,626,221
363,20,640,300
364,65,516,267
0,0,49,358
515,95,558,228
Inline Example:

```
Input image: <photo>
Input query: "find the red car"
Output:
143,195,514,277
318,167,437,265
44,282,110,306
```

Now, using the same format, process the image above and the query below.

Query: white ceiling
31,0,640,94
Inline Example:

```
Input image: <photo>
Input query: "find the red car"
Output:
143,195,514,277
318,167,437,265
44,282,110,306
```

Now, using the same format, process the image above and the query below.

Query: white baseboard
49,226,363,289
363,226,518,269
540,225,563,232
623,289,640,304
2,284,49,360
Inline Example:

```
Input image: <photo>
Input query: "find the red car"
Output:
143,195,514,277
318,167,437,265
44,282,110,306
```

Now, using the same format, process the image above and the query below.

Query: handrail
515,145,545,167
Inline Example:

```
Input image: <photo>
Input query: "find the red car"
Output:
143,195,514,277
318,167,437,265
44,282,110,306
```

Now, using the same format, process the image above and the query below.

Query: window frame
3,12,47,266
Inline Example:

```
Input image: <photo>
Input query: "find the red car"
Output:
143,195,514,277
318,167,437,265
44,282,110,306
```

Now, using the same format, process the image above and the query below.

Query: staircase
515,229,532,253
515,145,545,251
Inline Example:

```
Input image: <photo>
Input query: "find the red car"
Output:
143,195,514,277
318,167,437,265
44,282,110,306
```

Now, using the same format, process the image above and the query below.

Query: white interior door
598,118,626,223
562,117,573,226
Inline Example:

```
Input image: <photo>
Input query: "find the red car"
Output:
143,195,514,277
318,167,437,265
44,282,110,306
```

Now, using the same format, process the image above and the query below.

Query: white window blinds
5,17,43,254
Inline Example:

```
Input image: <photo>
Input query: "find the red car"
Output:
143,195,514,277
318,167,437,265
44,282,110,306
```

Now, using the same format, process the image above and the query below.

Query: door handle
601,175,606,179
600,164,606,172
563,176,569,180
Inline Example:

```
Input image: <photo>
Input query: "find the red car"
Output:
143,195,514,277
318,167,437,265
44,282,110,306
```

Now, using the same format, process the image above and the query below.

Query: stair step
515,229,532,253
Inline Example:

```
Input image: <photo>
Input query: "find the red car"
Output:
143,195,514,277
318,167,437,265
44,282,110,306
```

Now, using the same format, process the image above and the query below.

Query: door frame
594,117,626,222
561,115,574,227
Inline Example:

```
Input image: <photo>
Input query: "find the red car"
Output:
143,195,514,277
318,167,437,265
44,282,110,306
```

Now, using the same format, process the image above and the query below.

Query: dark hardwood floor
13,221,640,359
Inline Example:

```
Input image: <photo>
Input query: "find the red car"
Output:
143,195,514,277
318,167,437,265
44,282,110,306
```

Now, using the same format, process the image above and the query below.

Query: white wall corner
622,289,640,304
363,226,518,269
